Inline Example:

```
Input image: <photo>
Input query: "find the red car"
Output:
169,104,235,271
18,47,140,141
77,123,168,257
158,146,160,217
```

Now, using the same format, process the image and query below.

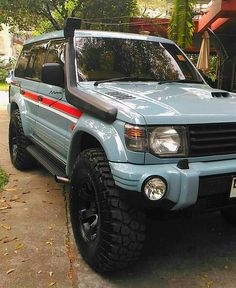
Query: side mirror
41,63,64,88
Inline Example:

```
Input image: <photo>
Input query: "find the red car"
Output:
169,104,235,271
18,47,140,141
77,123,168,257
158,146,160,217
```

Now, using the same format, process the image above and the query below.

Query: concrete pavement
0,98,79,287
0,90,9,107
0,92,131,288
0,92,108,287
2,90,236,287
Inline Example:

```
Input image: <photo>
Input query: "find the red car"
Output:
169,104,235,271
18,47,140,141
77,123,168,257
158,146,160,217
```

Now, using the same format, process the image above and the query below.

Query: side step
26,145,70,184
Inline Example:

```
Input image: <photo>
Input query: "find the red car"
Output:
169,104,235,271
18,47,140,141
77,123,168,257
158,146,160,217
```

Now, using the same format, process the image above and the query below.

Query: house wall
0,25,12,59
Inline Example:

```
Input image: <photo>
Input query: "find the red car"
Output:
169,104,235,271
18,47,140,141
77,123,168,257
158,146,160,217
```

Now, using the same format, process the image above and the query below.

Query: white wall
0,25,12,59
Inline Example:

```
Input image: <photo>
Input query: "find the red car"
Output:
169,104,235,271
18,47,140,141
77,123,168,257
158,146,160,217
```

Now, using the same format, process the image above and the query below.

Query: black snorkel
64,17,117,123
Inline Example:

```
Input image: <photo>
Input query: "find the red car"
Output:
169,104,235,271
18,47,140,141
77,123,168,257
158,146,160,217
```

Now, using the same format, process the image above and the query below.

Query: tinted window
15,44,33,78
75,37,201,82
46,40,65,64
29,42,48,81
15,42,48,81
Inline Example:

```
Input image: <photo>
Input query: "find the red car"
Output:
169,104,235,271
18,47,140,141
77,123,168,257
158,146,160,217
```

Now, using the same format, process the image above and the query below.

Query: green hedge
0,168,8,191
0,57,15,83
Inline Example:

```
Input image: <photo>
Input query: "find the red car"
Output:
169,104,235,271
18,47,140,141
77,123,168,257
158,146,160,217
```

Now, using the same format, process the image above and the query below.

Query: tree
0,0,138,33
168,0,196,48
80,0,138,32
137,0,167,17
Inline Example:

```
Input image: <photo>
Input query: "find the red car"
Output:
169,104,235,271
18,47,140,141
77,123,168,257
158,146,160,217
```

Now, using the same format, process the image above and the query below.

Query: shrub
0,57,16,83
0,168,8,191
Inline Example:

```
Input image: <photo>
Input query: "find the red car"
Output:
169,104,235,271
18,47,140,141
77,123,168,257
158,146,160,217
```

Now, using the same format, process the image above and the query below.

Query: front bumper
109,159,236,210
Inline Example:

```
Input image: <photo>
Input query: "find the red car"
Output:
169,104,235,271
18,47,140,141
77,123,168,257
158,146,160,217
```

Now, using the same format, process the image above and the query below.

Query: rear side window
15,44,33,78
15,41,48,81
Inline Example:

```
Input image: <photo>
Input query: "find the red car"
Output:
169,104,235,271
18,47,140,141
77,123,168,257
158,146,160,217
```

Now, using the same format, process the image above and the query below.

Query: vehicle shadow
106,212,236,288
34,166,236,287
35,167,236,287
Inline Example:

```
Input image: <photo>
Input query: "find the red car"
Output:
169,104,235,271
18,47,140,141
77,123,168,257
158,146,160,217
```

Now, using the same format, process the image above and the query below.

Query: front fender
66,114,128,176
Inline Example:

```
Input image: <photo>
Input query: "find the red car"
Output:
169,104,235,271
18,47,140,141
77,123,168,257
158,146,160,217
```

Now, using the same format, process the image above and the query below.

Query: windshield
75,37,202,83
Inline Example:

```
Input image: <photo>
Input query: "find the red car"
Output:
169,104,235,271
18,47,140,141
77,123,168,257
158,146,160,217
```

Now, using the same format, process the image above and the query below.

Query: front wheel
69,148,146,272
221,206,236,225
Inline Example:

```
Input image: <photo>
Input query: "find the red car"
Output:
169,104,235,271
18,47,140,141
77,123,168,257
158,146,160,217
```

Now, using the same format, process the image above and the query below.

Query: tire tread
9,109,37,170
70,148,146,272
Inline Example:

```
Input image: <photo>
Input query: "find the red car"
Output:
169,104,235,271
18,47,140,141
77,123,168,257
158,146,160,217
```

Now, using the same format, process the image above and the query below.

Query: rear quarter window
15,41,48,81
14,44,33,78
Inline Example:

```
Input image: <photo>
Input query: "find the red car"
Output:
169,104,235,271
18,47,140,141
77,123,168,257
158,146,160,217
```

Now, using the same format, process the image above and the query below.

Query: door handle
38,95,43,101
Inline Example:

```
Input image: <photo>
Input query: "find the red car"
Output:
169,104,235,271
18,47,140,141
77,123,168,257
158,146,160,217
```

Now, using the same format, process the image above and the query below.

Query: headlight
148,126,188,156
125,124,188,157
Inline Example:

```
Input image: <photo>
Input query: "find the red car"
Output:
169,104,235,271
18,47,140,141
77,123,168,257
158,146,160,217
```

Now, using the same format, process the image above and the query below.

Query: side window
15,40,65,81
29,42,48,81
46,40,65,65
15,42,48,81
15,44,33,78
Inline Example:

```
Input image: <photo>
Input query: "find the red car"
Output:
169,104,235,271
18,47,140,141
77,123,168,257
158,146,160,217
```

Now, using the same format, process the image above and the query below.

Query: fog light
143,177,167,201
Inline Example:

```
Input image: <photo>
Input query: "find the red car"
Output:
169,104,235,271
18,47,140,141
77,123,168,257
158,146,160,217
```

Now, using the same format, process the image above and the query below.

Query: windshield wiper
94,76,156,86
158,79,204,85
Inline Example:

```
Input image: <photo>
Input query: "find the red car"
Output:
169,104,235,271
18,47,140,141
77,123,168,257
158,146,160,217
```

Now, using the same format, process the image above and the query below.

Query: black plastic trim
26,145,66,177
64,18,81,38
177,159,189,169
119,188,176,210
64,18,117,123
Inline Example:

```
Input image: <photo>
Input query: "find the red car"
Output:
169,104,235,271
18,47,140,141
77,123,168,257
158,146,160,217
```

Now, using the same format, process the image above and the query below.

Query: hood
91,82,236,125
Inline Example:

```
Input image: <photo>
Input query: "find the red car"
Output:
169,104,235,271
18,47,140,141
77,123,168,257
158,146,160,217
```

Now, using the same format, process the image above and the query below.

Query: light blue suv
8,18,236,272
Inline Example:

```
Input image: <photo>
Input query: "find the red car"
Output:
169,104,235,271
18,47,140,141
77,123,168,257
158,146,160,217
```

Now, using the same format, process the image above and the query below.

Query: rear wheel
70,148,146,272
9,109,37,170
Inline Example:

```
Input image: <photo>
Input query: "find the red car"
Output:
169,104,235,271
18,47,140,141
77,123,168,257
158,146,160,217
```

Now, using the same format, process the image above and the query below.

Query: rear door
14,44,40,136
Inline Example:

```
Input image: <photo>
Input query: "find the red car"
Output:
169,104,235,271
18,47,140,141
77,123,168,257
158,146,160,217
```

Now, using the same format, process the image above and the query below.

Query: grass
0,83,9,91
0,168,8,191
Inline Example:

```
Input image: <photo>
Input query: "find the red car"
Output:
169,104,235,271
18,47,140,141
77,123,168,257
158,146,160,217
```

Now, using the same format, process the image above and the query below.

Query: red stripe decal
23,90,83,118
23,91,39,101
52,101,83,118
41,97,54,106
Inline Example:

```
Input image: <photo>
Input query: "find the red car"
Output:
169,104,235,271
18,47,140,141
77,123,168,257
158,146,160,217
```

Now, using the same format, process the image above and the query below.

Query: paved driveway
1,93,236,287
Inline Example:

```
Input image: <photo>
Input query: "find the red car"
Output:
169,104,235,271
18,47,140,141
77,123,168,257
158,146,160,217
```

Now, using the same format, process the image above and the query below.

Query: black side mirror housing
41,63,64,88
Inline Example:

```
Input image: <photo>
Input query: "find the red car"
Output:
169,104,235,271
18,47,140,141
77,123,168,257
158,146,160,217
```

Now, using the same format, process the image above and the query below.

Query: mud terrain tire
9,109,37,170
70,148,146,272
